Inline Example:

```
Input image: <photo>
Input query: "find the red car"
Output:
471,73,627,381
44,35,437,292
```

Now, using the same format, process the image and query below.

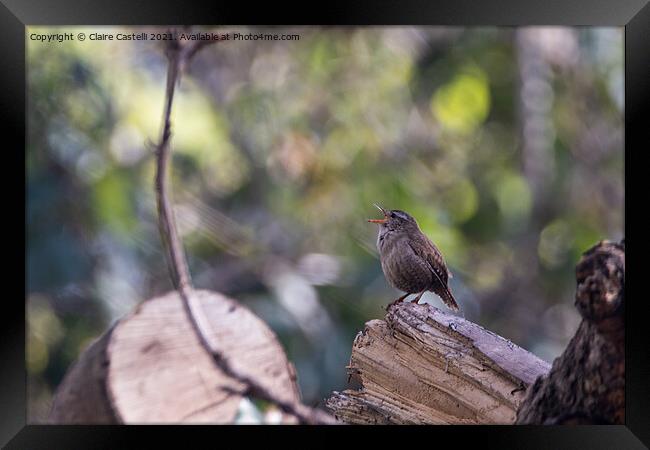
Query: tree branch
155,38,191,293
152,29,335,425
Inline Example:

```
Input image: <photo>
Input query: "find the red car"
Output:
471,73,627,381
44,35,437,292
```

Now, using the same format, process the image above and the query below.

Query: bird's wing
408,237,449,285
426,235,453,279
408,238,459,311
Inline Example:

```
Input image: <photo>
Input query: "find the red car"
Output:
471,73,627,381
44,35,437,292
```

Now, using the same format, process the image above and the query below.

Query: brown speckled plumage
370,207,459,311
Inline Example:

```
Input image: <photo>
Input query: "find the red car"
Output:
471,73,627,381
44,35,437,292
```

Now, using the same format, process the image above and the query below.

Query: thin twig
155,38,192,292
153,28,334,425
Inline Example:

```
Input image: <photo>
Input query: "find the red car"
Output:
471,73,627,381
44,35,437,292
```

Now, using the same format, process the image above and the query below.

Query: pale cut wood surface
327,302,551,424
50,290,301,423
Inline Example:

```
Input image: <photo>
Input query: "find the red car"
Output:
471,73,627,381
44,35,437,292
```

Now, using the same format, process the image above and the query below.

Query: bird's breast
377,234,433,293
376,228,396,254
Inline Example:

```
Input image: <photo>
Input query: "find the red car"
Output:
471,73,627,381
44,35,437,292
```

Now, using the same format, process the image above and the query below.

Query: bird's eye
390,212,396,218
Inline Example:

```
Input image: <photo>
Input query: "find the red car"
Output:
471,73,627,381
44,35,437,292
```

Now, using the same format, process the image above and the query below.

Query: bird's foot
385,293,411,311
411,291,425,304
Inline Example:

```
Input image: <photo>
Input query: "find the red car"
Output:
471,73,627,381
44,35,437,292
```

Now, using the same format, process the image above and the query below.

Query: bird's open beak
367,204,388,223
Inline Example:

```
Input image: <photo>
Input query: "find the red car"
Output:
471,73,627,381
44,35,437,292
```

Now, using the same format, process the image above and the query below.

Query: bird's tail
437,285,460,312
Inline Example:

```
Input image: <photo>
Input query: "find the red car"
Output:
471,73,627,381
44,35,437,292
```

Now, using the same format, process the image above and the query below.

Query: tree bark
516,240,625,424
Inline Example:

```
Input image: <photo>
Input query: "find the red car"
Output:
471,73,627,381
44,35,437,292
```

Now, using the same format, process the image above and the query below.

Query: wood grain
50,290,302,423
327,302,551,424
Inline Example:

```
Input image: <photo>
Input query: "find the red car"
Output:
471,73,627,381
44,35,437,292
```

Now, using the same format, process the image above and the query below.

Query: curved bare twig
152,28,335,425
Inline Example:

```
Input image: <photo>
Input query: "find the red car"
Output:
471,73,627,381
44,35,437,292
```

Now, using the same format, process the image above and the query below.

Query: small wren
368,205,459,311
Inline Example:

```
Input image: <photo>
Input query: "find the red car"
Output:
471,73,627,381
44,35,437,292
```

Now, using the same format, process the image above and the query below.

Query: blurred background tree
26,26,623,422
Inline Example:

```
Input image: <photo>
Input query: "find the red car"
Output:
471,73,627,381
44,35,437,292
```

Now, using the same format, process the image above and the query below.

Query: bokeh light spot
538,219,575,269
493,173,533,228
444,178,479,224
432,66,491,134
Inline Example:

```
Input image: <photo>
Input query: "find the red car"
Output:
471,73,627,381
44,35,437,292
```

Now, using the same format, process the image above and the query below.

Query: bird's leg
385,293,411,311
411,290,426,304
395,292,411,303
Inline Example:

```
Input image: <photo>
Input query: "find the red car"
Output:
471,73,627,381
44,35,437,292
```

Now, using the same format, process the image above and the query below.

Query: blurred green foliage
27,26,623,422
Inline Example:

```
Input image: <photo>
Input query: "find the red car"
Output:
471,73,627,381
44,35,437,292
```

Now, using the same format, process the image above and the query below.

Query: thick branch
327,302,551,424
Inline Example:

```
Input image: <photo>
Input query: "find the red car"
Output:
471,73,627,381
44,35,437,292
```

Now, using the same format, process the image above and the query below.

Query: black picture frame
3,0,647,448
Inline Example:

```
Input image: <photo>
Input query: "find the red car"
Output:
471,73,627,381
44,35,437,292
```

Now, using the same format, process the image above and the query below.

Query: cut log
326,302,551,424
49,290,306,423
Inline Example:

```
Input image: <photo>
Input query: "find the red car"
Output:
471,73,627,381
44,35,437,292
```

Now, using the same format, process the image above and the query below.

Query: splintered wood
327,302,551,424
